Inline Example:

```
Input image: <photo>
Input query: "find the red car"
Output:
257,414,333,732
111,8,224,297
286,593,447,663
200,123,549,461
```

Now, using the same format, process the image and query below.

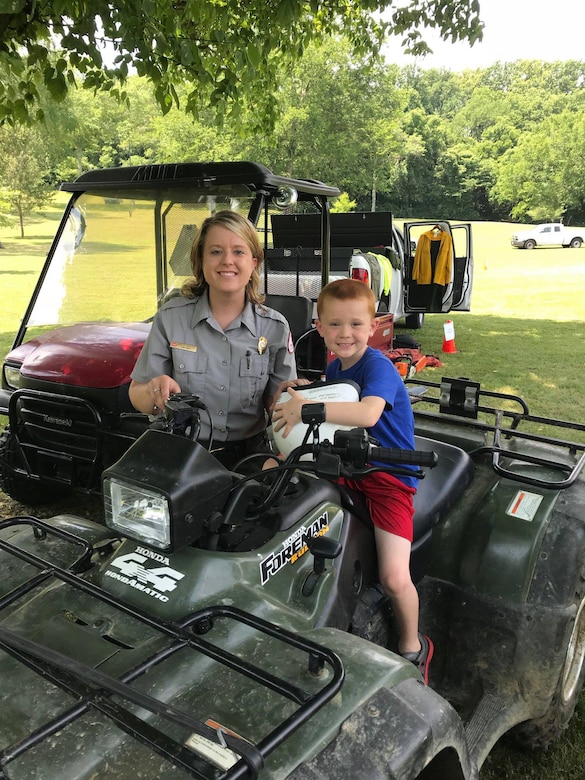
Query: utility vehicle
0,161,472,504
0,378,584,779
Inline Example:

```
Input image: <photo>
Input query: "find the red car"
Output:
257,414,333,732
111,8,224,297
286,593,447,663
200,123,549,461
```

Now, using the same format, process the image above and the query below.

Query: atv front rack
0,517,345,780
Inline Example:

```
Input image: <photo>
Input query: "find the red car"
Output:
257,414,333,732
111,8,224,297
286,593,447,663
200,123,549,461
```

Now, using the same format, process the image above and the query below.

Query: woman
129,210,297,467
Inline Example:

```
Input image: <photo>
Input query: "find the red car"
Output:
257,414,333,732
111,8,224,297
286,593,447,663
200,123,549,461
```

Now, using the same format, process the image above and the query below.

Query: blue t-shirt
326,347,418,488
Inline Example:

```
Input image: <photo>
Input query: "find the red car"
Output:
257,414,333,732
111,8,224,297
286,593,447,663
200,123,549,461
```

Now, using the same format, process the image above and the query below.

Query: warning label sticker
506,490,543,522
185,733,239,771
185,720,250,771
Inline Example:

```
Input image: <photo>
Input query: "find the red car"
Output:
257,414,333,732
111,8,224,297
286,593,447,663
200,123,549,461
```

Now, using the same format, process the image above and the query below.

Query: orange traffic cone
442,320,457,353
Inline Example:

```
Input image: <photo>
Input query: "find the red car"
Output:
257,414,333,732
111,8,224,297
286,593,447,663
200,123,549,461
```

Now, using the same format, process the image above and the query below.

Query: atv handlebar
152,394,439,474
327,427,438,471
368,446,438,468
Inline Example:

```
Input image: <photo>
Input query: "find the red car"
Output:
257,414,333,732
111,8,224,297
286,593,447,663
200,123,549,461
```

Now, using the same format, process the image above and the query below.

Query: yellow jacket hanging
412,230,453,286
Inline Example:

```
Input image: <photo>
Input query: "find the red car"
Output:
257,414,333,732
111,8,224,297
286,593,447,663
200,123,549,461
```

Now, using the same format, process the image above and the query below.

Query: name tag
171,341,198,352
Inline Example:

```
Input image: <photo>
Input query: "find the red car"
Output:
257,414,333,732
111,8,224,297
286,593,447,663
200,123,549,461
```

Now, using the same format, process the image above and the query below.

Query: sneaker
401,633,434,685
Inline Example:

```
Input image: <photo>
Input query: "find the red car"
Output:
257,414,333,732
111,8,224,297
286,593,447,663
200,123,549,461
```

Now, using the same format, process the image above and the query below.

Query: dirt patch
0,489,104,523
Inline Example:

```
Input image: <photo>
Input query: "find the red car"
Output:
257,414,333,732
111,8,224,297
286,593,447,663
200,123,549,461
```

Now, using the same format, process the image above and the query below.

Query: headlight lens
4,365,22,389
104,477,171,550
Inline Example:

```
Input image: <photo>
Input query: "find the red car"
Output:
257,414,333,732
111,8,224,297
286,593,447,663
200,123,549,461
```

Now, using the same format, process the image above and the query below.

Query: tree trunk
18,205,24,238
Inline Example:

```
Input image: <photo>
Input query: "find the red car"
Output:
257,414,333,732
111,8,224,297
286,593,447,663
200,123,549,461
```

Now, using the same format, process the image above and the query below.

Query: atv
1,376,584,779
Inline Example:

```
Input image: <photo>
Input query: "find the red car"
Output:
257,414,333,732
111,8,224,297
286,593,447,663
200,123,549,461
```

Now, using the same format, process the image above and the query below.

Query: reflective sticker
506,490,543,521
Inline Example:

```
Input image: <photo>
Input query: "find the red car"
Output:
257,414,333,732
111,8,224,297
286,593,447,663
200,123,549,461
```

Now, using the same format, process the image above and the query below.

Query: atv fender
291,677,475,780
457,475,564,601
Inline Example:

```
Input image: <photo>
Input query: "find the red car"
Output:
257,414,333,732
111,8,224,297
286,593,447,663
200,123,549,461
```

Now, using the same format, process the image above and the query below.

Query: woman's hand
129,375,182,415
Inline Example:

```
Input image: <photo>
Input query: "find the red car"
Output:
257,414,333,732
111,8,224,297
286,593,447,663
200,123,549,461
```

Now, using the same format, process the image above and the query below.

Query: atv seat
337,436,473,579
411,436,474,545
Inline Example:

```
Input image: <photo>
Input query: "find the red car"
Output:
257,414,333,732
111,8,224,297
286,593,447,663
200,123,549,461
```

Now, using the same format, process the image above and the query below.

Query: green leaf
247,43,262,68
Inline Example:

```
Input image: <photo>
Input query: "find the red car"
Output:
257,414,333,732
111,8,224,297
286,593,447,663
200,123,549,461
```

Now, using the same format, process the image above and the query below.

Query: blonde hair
181,210,264,304
317,278,376,319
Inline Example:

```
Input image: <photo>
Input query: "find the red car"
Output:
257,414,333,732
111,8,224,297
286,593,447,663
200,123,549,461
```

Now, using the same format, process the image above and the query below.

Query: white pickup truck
511,223,584,249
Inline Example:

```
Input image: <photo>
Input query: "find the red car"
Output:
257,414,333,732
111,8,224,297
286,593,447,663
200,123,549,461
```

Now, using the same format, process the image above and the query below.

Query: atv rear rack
408,377,585,489
0,517,345,780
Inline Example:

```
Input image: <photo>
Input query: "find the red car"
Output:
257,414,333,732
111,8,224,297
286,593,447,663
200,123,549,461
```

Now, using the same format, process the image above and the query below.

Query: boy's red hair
317,278,376,319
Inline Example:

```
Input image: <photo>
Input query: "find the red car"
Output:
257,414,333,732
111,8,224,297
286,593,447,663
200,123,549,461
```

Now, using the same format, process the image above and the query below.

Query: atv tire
350,584,398,650
0,427,70,505
509,564,585,750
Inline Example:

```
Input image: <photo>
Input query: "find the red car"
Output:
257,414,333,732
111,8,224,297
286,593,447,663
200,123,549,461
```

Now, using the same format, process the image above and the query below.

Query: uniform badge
170,341,197,352
257,336,268,355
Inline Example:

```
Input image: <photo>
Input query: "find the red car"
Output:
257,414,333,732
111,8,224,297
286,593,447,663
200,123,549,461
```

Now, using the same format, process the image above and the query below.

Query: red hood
8,322,151,388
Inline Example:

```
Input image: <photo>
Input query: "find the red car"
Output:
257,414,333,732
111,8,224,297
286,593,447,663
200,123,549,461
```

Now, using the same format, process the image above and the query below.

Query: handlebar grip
369,447,438,468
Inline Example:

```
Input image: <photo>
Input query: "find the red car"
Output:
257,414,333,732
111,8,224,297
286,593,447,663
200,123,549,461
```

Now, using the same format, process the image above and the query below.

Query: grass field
2,205,584,426
1,203,585,778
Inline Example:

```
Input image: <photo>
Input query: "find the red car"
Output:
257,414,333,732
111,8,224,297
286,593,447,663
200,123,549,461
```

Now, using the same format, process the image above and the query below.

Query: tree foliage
0,124,54,236
2,34,585,226
0,0,483,129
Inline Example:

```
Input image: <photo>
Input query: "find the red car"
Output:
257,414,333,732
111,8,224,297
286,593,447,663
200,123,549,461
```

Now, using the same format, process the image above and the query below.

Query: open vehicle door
403,221,473,315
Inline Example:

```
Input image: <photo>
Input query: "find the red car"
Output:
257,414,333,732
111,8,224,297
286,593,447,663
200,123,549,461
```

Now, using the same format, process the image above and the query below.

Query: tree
331,192,357,212
491,108,585,223
0,1,483,130
0,125,54,236
0,186,11,228
234,38,418,210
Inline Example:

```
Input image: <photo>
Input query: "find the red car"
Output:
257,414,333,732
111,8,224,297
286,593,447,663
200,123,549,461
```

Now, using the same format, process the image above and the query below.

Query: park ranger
129,210,296,467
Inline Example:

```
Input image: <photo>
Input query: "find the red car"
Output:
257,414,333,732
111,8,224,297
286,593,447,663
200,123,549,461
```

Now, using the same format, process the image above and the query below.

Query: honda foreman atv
0,377,584,779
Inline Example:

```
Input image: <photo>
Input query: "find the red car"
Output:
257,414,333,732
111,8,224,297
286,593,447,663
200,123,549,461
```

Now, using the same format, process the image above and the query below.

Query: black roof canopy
62,161,340,201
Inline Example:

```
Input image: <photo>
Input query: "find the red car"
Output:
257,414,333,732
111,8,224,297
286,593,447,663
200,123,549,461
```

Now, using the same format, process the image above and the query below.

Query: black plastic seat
411,436,474,544
264,294,313,344
337,436,474,546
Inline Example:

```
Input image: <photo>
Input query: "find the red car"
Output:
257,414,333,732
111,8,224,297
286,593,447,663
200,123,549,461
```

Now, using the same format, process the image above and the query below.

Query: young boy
271,278,433,683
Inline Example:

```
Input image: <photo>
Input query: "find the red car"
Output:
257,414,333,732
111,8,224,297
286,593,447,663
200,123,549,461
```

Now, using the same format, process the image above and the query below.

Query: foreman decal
260,511,329,586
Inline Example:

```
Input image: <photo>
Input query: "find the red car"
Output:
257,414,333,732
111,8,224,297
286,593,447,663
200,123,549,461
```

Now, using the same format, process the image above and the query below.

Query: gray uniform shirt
131,290,297,442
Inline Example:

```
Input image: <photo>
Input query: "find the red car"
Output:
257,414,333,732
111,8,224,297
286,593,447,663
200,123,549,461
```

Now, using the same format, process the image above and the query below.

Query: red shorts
338,471,416,542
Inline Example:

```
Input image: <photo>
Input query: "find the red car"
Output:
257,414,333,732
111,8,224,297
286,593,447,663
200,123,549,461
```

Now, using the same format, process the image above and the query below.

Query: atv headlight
102,428,233,552
3,364,22,390
104,478,172,549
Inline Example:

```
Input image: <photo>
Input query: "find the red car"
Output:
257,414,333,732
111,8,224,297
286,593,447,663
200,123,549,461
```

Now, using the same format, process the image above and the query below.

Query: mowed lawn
1,204,585,778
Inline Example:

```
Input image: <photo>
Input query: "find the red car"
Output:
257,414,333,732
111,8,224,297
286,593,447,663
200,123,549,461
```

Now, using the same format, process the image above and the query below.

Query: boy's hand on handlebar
272,387,306,437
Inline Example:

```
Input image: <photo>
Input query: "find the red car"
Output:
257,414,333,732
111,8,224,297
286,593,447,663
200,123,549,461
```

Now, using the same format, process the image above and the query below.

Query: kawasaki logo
43,415,73,427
